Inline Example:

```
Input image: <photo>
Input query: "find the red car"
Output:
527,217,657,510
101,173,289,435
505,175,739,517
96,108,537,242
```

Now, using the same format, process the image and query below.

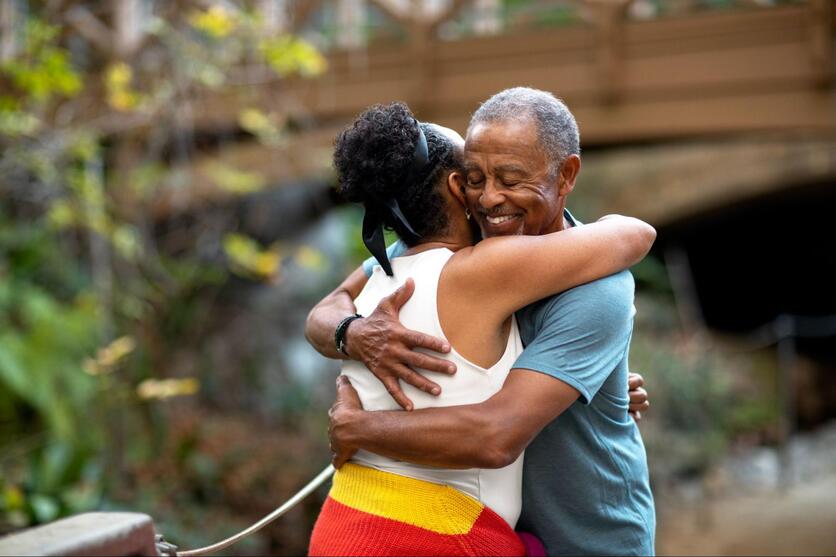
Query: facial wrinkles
461,158,519,238
466,152,542,213
463,156,508,215
465,120,560,236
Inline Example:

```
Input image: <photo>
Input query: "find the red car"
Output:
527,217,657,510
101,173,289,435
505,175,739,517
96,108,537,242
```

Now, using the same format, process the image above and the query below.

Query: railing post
776,314,797,488
586,0,631,104
807,0,834,88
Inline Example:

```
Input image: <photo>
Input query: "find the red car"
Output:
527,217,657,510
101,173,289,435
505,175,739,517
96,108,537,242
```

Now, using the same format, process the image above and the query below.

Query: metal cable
158,465,335,557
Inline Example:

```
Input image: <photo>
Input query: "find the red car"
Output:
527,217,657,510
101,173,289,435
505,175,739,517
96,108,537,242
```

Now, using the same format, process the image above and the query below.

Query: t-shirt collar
564,208,580,227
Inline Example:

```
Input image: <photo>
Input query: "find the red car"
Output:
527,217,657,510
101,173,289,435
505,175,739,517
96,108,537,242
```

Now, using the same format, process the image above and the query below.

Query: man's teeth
486,215,517,225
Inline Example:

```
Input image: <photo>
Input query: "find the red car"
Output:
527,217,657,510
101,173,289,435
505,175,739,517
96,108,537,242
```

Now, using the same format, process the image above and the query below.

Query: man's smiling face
463,119,564,238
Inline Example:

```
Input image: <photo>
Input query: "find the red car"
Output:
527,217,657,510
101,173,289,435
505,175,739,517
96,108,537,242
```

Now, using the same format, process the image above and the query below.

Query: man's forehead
465,119,539,154
463,156,528,173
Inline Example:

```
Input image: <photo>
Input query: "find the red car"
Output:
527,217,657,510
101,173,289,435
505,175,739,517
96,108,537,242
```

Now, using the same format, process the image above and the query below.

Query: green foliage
205,162,266,195
238,108,285,146
223,233,282,281
0,280,99,442
260,36,328,77
631,293,781,480
0,2,329,538
188,5,238,39
0,20,81,104
0,107,39,136
630,255,674,298
0,18,82,137
0,443,103,530
0,216,105,532
104,63,143,112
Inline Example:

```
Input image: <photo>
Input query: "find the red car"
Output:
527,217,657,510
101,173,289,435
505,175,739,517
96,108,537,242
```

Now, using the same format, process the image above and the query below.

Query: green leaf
110,225,143,261
28,494,60,524
0,109,40,136
222,233,281,281
204,162,265,195
259,36,327,77
188,5,238,39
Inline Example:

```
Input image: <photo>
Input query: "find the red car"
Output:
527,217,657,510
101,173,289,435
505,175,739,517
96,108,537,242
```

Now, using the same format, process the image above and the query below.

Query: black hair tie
362,123,435,276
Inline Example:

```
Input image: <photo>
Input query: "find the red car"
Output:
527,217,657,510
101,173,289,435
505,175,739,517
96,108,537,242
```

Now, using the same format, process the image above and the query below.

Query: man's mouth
483,214,521,225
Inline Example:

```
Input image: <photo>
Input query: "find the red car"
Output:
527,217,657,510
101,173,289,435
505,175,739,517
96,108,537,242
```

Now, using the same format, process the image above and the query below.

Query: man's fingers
400,348,455,375
629,387,648,405
336,375,363,407
332,449,352,469
382,278,416,312
393,363,442,396
382,377,414,411
628,372,645,390
402,330,451,355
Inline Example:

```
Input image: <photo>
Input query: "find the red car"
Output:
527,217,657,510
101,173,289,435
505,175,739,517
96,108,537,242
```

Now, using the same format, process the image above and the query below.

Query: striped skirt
309,463,525,556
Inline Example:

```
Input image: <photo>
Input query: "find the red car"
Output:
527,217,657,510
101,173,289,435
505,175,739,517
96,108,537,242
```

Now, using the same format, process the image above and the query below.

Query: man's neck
542,209,573,235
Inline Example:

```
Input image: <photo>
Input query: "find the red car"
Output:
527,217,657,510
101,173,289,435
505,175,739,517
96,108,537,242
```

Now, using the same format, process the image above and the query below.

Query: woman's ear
447,171,467,208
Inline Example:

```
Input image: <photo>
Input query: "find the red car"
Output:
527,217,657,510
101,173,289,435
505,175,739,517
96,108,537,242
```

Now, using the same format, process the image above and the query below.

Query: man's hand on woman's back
345,278,456,411
338,277,650,415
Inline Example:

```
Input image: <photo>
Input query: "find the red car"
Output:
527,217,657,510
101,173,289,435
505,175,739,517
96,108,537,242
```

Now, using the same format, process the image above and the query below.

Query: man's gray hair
469,87,580,175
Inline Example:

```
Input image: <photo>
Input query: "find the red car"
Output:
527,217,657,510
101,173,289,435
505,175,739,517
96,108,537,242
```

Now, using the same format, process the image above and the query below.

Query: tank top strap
357,248,454,332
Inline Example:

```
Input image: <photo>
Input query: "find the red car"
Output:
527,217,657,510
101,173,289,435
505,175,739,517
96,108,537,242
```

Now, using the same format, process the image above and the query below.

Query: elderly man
305,87,655,555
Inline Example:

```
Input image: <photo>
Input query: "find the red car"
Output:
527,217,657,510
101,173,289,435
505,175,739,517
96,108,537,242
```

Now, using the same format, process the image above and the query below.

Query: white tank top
342,248,525,527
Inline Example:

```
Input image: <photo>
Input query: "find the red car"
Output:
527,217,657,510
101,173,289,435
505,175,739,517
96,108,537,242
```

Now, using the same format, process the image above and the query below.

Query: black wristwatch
335,313,363,355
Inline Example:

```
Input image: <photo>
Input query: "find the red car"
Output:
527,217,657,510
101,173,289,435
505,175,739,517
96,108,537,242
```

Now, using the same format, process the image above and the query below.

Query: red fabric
309,496,525,557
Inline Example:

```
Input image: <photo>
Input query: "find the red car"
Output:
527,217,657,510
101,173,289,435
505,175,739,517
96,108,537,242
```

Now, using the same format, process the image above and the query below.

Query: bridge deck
156,2,835,217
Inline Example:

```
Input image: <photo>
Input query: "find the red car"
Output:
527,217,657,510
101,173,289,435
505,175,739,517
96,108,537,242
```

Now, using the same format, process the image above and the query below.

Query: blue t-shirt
513,271,655,556
361,217,655,555
362,242,408,277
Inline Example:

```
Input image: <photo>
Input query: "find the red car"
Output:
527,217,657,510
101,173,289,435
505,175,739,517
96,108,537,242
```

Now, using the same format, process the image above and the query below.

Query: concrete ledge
0,512,158,556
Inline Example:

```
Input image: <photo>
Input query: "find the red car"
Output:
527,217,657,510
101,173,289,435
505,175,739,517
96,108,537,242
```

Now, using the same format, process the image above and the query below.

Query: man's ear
447,171,467,208
558,155,581,196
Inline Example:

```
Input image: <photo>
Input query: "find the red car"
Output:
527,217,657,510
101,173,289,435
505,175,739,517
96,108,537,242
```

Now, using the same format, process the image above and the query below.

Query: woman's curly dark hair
334,102,463,246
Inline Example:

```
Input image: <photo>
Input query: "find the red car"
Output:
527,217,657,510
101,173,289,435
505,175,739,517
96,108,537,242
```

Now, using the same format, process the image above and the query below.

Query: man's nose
480,179,504,209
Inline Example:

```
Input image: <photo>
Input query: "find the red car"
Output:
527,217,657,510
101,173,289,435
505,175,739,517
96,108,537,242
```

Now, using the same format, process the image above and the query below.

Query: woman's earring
465,209,471,221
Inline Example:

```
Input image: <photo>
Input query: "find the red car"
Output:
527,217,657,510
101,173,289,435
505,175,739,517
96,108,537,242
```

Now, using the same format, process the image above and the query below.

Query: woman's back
342,248,524,527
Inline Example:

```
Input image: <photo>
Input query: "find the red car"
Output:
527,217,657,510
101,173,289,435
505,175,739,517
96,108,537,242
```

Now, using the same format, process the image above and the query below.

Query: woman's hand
628,372,650,420
345,278,456,411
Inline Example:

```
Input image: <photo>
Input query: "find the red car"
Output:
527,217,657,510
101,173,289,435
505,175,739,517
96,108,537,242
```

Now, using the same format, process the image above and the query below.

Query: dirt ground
657,474,836,556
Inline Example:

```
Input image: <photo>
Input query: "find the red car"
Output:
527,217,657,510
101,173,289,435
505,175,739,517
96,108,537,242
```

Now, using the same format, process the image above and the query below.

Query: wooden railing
0,512,159,556
170,0,834,216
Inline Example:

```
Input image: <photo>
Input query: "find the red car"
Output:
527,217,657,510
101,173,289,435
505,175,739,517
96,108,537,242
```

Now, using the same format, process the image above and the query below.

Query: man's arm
330,274,639,467
304,270,457,410
331,369,649,467
330,369,579,469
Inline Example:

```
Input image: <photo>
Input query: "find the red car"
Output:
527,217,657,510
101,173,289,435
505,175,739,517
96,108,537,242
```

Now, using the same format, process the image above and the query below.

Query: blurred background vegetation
1,0,835,555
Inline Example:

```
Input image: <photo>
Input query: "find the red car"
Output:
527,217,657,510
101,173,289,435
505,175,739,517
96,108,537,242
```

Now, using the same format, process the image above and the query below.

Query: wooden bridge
200,0,834,139
165,0,836,220
5,0,832,218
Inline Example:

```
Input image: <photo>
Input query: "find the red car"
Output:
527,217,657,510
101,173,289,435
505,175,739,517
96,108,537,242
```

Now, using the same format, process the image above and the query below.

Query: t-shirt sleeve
361,240,409,277
512,272,636,404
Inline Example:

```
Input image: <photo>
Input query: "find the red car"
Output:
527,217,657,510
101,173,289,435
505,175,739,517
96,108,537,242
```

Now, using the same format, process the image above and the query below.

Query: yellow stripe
330,463,484,535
